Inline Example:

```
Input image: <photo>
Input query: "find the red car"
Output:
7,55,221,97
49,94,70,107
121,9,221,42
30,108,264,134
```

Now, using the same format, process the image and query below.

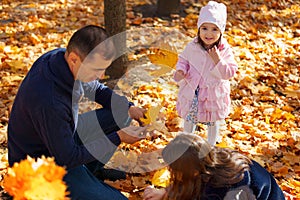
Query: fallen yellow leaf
151,167,170,188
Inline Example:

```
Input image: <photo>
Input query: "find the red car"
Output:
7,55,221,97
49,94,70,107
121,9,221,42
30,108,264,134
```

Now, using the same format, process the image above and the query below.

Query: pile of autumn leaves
2,1,300,199
3,156,68,200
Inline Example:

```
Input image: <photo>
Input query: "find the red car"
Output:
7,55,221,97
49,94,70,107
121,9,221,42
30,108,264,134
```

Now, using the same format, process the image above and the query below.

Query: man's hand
207,46,221,65
128,106,146,124
117,126,148,144
174,70,185,82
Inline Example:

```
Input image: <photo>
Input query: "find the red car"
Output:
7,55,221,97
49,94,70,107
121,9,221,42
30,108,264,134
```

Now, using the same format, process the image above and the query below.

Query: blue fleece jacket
202,160,285,200
8,48,130,169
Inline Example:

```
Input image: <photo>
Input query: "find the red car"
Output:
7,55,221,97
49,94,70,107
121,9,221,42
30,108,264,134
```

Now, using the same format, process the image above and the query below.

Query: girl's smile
199,23,221,47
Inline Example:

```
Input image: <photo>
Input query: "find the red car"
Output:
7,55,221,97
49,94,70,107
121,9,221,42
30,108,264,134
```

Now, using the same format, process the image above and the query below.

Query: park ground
0,0,299,199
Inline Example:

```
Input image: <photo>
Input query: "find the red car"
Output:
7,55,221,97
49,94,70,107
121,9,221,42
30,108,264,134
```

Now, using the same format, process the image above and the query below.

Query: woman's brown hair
162,134,251,200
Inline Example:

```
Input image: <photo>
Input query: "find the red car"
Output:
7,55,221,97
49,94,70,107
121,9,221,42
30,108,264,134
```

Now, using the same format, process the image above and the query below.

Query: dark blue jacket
203,160,285,200
8,48,129,169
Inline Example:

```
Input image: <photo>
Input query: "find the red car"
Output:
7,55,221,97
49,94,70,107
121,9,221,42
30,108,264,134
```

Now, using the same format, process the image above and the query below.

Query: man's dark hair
66,25,115,61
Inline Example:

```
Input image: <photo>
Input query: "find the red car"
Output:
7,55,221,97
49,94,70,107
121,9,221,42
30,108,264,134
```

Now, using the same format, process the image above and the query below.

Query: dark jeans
64,108,131,200
64,166,127,200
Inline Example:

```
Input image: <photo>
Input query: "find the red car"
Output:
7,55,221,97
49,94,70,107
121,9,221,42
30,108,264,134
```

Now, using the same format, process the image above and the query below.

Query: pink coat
175,37,238,122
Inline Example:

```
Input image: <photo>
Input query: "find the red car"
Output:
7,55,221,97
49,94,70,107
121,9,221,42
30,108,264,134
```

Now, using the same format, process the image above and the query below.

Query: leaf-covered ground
0,0,299,199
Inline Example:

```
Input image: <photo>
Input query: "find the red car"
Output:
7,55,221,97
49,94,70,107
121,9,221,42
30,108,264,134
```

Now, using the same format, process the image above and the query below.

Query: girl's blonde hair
162,133,251,200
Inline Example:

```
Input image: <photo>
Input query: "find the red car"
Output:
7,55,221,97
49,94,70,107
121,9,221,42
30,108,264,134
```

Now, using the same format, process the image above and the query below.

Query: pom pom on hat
197,1,227,33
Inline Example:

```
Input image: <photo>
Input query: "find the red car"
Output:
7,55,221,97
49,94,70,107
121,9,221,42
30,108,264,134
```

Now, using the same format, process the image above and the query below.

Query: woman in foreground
143,134,285,200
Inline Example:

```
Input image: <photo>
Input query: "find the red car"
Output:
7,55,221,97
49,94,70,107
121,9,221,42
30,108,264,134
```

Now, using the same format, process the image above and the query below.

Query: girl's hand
143,186,166,200
174,70,185,82
207,46,221,65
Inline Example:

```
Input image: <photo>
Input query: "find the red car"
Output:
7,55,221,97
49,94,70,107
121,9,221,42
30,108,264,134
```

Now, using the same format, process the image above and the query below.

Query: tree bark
157,0,180,17
104,0,128,82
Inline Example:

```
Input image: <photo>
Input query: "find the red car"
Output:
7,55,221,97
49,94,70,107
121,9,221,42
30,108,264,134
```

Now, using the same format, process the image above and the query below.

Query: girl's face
199,23,221,48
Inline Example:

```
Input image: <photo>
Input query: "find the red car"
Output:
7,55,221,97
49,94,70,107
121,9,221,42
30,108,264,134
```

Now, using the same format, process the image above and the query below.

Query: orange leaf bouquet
3,156,69,200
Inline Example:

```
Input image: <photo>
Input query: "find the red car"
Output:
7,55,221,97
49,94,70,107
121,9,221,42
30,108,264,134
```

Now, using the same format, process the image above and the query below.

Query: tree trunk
157,0,180,16
104,0,127,82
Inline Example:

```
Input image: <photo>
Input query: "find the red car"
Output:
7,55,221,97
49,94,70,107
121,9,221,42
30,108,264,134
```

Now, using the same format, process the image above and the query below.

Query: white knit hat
197,1,227,33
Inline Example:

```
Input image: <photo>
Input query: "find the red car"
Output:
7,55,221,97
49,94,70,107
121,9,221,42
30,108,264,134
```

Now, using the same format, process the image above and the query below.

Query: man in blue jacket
8,25,147,199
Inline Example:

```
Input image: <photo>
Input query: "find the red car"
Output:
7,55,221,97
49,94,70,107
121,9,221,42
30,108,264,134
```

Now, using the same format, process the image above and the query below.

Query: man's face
76,53,112,82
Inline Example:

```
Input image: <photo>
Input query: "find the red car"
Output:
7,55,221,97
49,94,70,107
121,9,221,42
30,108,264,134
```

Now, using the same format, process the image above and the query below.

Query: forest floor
0,0,299,199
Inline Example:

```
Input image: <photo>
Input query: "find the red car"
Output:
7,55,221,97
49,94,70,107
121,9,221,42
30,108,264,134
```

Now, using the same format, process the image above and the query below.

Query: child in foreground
143,133,285,200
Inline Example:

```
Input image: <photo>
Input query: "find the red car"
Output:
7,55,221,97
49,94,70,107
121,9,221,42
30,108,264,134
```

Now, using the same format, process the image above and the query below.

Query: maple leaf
3,156,68,200
150,65,174,77
140,104,169,134
147,48,178,76
151,167,170,188
24,177,67,200
147,121,168,134
140,105,162,125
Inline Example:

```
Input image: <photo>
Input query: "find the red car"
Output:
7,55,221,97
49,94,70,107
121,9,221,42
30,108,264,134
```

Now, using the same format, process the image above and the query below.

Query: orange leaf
151,167,170,187
147,48,178,73
3,156,68,200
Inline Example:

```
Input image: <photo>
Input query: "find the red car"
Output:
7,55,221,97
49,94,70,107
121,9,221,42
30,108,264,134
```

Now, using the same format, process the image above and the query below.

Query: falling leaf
147,48,178,76
149,65,174,77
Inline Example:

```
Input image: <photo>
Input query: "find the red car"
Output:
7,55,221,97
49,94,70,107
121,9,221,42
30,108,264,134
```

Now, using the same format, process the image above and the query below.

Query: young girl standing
174,1,238,145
